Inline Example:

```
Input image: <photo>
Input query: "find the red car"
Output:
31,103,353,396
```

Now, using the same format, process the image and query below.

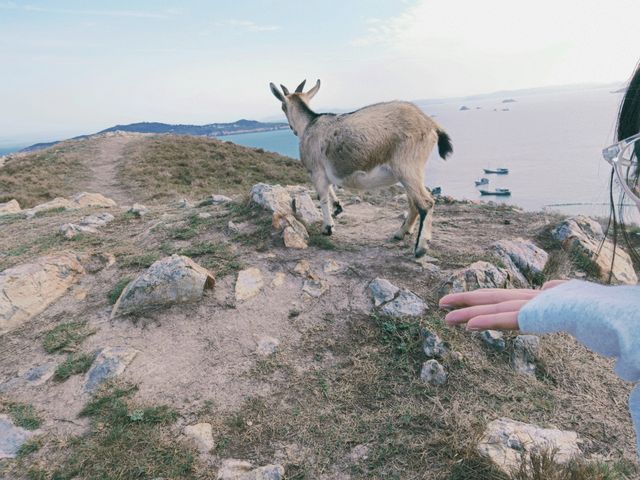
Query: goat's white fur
269,79,452,257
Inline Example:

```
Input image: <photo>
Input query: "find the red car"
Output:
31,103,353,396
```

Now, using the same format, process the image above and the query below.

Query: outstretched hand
439,280,566,331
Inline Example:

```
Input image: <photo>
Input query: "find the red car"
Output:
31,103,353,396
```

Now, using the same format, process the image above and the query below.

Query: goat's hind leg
402,182,435,258
312,173,335,235
393,198,418,240
329,185,343,218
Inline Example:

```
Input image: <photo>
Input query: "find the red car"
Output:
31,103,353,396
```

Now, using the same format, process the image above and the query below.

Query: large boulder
0,199,20,216
490,238,548,286
111,255,215,317
478,418,581,474
0,253,85,335
440,261,515,295
552,216,637,284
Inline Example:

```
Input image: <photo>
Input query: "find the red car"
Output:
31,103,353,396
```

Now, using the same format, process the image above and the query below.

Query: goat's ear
270,83,285,102
280,84,290,96
295,79,306,93
306,79,321,100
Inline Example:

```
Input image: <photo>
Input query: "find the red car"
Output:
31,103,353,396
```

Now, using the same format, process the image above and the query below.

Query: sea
221,85,639,224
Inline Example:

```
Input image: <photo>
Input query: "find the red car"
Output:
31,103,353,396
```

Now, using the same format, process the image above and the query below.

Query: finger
444,299,529,325
439,289,538,309
466,311,520,331
542,280,567,290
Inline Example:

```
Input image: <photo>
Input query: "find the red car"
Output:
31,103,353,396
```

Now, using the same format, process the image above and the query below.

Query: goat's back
303,101,439,178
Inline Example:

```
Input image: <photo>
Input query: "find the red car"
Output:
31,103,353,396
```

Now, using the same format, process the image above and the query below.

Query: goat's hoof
332,202,343,218
392,231,405,241
414,247,427,258
322,225,333,236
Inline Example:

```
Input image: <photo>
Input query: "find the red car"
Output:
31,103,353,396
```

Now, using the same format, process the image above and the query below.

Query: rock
271,272,286,287
479,330,506,352
128,204,149,217
293,261,312,277
71,192,117,209
82,252,116,273
24,197,73,218
177,198,194,209
235,268,264,301
59,223,92,239
368,278,400,307
80,212,115,227
491,238,548,286
184,423,215,453
0,361,58,392
198,194,232,206
478,418,581,474
511,335,539,375
0,414,40,459
380,289,427,318
0,253,85,335
422,329,448,357
291,191,322,226
0,199,20,215
420,359,448,385
256,336,279,356
440,261,514,295
250,183,294,214
552,215,637,284
217,459,285,480
323,260,344,274
111,255,215,317
84,346,139,393
272,212,309,249
302,279,328,298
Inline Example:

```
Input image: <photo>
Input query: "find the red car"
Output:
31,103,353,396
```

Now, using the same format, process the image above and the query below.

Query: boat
480,188,511,196
483,168,509,174
431,186,442,195
474,177,489,186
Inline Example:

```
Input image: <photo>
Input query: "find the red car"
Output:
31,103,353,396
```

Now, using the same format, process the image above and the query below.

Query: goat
269,79,452,257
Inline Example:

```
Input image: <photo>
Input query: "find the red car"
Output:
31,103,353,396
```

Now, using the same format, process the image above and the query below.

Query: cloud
215,19,280,32
14,4,174,19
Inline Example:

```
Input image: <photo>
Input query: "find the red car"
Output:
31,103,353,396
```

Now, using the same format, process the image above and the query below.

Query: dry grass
117,135,309,202
0,141,92,208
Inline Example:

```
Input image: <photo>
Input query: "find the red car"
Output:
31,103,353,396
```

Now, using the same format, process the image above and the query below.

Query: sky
1,0,639,143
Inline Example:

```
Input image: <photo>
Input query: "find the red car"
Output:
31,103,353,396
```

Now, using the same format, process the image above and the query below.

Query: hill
0,135,638,479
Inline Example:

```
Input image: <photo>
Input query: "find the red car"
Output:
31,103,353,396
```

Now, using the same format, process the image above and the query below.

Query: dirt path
81,134,137,205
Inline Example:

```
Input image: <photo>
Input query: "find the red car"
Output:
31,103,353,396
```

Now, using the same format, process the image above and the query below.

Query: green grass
53,353,96,381
4,402,42,430
117,252,161,269
16,438,42,459
107,278,131,305
43,384,194,479
569,245,601,278
177,241,242,277
42,321,96,354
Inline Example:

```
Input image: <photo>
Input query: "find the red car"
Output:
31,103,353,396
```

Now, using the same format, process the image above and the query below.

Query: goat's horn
280,84,290,95
295,79,306,93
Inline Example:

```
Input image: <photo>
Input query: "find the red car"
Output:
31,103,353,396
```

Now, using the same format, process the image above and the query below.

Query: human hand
439,280,566,331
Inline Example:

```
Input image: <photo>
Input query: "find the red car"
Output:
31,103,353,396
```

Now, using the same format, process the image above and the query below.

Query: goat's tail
437,130,453,160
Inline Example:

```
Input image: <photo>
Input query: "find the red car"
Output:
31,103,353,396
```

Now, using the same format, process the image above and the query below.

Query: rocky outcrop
84,346,139,392
217,459,285,480
478,418,581,474
0,199,20,216
552,215,638,284
235,268,264,301
111,255,215,317
0,253,85,335
490,238,548,286
440,261,515,295
0,414,40,459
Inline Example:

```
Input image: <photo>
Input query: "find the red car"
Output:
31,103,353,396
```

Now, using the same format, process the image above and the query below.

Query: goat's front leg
313,173,335,235
328,185,343,218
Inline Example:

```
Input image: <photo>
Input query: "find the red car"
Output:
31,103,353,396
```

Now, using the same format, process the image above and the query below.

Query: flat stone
0,253,85,335
184,423,215,453
60,223,95,239
368,278,400,307
235,268,264,301
199,194,232,206
380,289,427,318
479,330,506,352
111,255,215,317
440,261,515,295
80,212,115,227
0,199,20,216
420,359,448,385
217,459,285,480
0,414,40,459
302,279,328,298
24,197,73,218
478,418,581,474
72,192,117,209
552,215,637,284
256,336,279,356
511,335,540,375
422,329,448,357
0,361,58,392
84,346,139,393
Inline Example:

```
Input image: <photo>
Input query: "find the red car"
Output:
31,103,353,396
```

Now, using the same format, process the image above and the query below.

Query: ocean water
222,86,639,223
